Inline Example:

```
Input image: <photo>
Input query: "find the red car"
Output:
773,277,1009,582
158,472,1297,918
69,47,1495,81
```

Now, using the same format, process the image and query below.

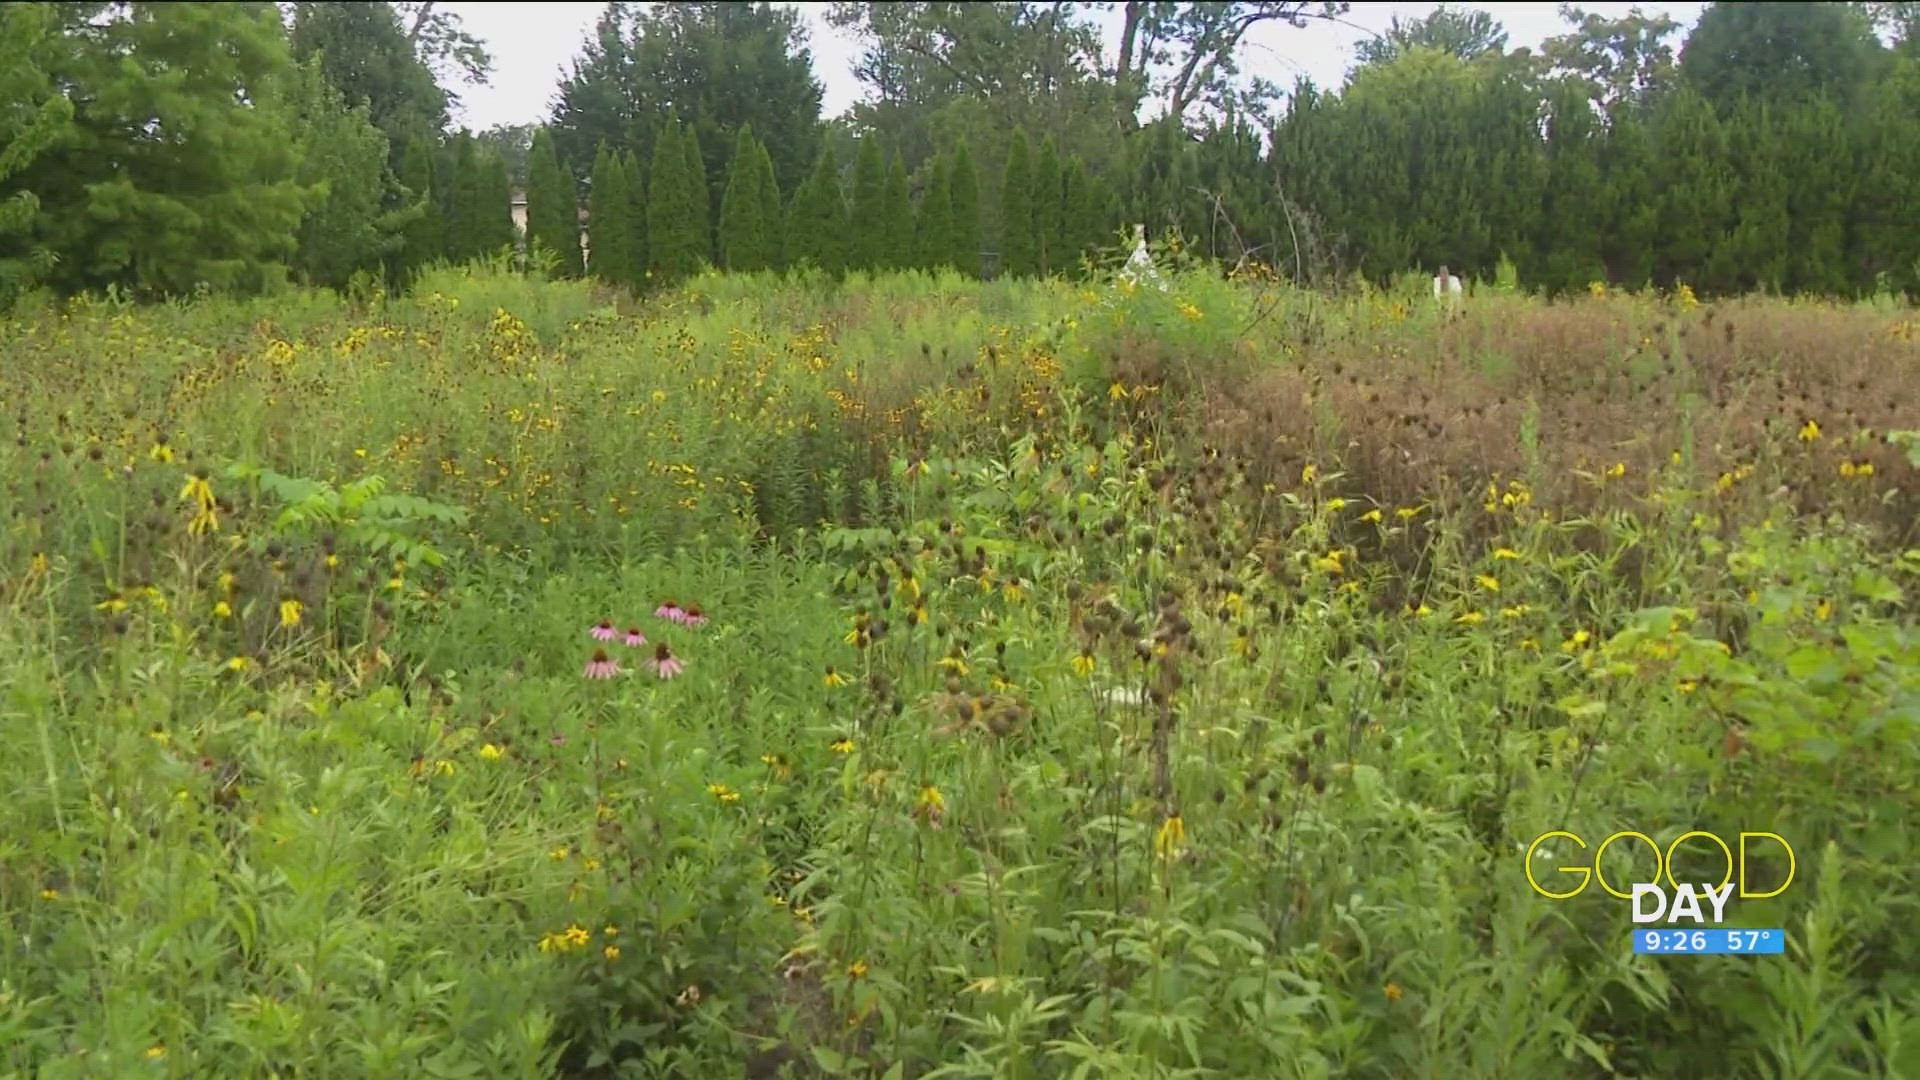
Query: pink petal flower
623,627,646,647
591,621,617,641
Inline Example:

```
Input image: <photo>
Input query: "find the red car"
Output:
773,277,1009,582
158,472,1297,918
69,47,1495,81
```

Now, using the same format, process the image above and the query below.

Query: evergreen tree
916,154,953,272
648,114,704,282
1033,134,1062,274
477,150,516,256
393,129,443,283
720,125,772,271
754,138,785,271
23,2,311,297
621,149,647,285
589,143,631,283
440,132,481,262
682,119,712,268
949,141,982,278
1001,128,1036,277
526,127,582,275
287,55,405,290
880,152,912,271
849,137,888,272
788,144,846,272
1059,156,1092,277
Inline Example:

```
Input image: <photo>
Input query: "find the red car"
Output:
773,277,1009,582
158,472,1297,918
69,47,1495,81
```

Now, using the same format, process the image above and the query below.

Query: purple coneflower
649,642,685,680
584,649,620,679
655,599,683,622
623,627,646,647
681,603,708,628
591,620,617,641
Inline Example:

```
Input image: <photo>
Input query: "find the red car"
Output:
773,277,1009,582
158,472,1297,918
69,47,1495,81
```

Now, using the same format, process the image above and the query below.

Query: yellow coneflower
1454,610,1485,626
1384,982,1404,1003
1476,574,1500,592
830,738,855,754
1798,419,1820,442
1070,652,1096,677
279,598,303,628
1153,814,1185,859
848,959,869,979
823,665,847,688
479,743,504,761
1493,547,1521,560
707,783,741,803
1359,508,1383,524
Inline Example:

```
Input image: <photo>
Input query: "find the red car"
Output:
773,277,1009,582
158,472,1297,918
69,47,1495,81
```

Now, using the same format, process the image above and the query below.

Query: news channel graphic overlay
1635,928,1786,955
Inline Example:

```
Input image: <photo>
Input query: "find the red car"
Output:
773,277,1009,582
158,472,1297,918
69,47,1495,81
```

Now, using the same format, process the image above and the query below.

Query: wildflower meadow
3,254,1918,1078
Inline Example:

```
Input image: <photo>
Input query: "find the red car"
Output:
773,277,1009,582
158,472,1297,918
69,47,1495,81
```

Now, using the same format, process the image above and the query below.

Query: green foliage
549,2,823,201
848,137,887,272
0,3,74,305
787,143,847,274
621,149,648,284
1032,134,1063,276
588,143,632,286
880,151,913,271
287,0,449,170
948,140,982,279
526,128,583,277
19,2,311,298
287,56,412,292
226,464,469,570
392,127,443,284
648,114,708,283
1000,128,1037,278
915,154,953,273
1679,1,1885,111
719,126,775,273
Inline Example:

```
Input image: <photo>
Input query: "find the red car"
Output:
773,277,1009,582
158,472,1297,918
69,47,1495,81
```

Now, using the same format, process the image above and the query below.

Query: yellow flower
28,551,50,576
603,945,621,960
149,442,173,463
1070,652,1096,677
848,959,869,979
1384,982,1404,1003
225,656,250,672
278,598,303,628
479,743,504,761
1301,463,1318,485
1324,497,1348,512
1454,610,1485,626
1561,629,1591,653
1493,548,1521,561
1475,574,1500,592
1798,419,1820,442
937,654,969,676
212,599,232,619
830,738,855,754
917,784,945,814
1109,381,1129,401
1395,505,1421,520
1002,579,1024,602
1153,814,1186,859
40,888,59,900
1813,599,1833,622
707,783,741,803
1359,508,1382,524
145,1044,167,1060
1604,462,1626,478
823,666,847,688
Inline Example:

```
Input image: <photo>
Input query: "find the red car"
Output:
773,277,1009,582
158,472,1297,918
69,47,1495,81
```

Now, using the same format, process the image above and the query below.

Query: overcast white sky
439,2,1706,132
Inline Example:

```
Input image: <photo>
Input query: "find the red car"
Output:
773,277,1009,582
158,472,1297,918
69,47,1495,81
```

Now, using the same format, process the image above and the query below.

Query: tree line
3,2,1917,305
